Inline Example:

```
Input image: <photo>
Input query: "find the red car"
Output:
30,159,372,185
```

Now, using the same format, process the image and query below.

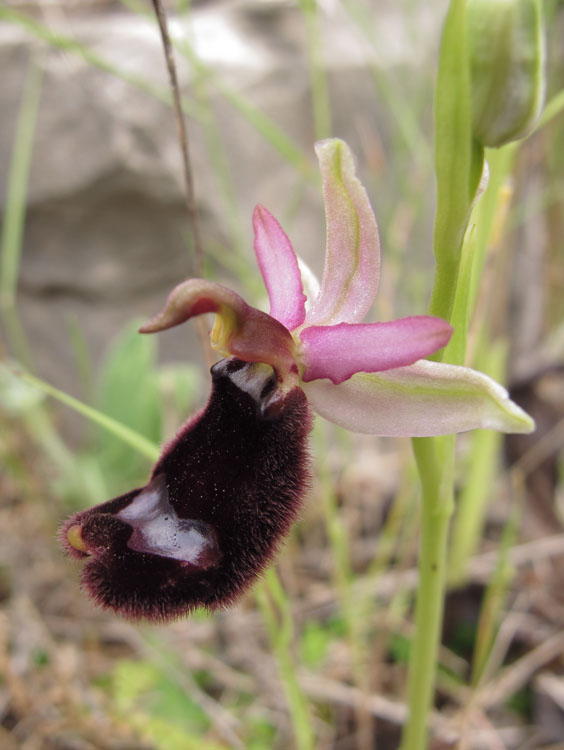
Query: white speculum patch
117,474,217,566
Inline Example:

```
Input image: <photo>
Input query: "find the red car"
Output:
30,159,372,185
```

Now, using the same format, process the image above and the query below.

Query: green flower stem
467,144,516,317
427,258,461,329
402,2,476,747
428,0,474,326
402,436,455,750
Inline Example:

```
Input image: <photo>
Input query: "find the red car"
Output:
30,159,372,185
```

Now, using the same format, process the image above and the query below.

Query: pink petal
305,139,380,326
299,317,453,384
139,278,296,378
302,361,535,437
253,205,306,331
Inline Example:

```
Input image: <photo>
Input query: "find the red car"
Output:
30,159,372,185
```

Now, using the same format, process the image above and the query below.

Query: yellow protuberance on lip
67,525,88,553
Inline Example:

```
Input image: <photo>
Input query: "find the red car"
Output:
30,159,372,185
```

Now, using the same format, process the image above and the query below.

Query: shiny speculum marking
117,474,220,568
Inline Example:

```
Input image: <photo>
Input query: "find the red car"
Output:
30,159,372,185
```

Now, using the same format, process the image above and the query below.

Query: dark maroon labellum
60,359,312,621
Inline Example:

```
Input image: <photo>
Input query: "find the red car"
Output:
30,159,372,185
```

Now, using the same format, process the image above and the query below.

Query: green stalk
314,423,373,747
402,437,454,750
536,87,564,131
255,569,315,750
448,342,505,584
471,504,519,685
341,0,432,169
402,2,474,747
299,0,332,140
0,56,43,370
9,367,160,461
0,57,42,310
446,145,515,581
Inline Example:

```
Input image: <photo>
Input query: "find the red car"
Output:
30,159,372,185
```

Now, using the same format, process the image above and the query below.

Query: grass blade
0,57,42,309
8,366,160,461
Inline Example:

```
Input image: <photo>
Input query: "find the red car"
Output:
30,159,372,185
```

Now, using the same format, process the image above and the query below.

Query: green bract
467,0,545,147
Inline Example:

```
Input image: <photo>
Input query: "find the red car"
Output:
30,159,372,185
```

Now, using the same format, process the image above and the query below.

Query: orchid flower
140,138,533,438
61,138,533,621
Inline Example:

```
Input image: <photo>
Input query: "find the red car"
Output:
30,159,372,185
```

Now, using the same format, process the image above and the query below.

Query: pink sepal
299,317,453,384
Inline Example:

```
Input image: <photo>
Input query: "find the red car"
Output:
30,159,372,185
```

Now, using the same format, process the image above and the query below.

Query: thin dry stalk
535,672,564,711
478,629,564,709
123,626,245,749
509,414,564,476
299,669,527,749
304,533,564,617
149,0,214,364
150,0,203,278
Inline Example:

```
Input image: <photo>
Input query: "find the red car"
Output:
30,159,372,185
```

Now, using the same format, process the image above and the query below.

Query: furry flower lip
140,138,534,438
61,359,312,621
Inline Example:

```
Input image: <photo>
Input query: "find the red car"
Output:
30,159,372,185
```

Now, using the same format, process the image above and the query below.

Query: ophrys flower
62,138,533,621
